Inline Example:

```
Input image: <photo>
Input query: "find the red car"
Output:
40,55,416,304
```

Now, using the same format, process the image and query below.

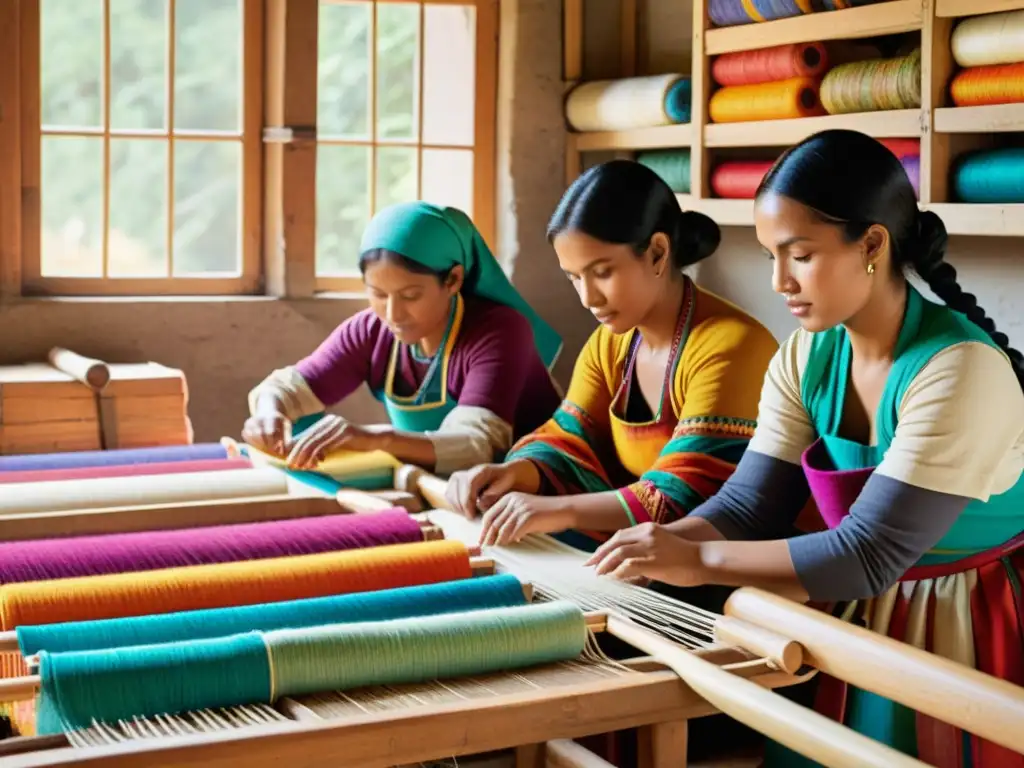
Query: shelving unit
563,0,1024,237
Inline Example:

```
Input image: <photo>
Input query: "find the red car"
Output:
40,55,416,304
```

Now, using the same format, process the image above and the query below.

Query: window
314,0,497,291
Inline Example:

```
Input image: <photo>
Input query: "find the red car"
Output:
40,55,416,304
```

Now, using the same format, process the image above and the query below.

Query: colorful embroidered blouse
505,277,778,541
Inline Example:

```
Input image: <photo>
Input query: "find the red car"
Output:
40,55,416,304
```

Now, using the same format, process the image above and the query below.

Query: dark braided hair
756,129,1024,391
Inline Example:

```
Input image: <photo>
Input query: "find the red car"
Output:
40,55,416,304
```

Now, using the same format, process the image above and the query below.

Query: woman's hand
285,415,387,469
584,522,707,587
242,413,291,457
445,460,541,519
479,493,575,546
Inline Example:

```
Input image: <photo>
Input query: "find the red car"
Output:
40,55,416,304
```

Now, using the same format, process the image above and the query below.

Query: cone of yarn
0,457,252,485
951,63,1024,107
566,74,691,132
0,539,473,629
637,150,691,194
953,148,1024,204
952,9,1024,68
901,154,920,197
35,601,588,734
0,509,427,585
712,43,829,87
877,137,920,159
820,48,921,114
709,78,825,123
711,161,775,199
708,0,812,27
0,443,234,473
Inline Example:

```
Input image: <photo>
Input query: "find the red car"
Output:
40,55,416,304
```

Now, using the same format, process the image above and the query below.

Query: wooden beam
0,0,22,300
263,0,318,298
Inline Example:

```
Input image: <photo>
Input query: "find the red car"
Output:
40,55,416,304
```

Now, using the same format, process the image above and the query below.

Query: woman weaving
588,131,1024,767
243,202,562,476
446,160,779,552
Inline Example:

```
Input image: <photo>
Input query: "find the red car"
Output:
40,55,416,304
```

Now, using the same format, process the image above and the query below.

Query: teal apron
767,286,1024,766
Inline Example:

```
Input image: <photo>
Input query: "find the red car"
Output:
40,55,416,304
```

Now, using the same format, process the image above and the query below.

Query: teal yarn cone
36,633,272,735
18,574,528,656
664,78,692,123
637,150,692,194
953,148,1024,203
267,601,588,697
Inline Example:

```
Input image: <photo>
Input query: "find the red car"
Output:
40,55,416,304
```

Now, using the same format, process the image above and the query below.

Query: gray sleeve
789,473,971,603
689,450,811,541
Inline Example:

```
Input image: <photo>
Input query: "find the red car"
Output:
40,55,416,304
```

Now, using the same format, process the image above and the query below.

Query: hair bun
675,210,722,268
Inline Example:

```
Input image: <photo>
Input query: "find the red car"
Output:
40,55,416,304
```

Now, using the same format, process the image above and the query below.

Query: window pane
375,146,417,214
376,3,418,141
174,0,241,132
40,137,104,277
317,145,370,276
423,5,475,147
421,149,473,217
41,0,103,128
318,2,370,140
109,139,168,277
110,0,168,131
173,141,241,275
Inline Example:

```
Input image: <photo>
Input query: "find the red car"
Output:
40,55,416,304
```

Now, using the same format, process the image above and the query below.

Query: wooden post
920,0,953,206
689,0,711,201
0,0,22,300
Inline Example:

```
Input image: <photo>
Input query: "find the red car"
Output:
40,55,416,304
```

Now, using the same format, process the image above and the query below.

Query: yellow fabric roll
0,467,295,516
952,9,1024,68
244,443,400,483
565,74,685,132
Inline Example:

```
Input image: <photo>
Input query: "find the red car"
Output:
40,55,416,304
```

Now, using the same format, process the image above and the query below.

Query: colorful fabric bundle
953,148,1024,204
566,75,691,132
709,77,825,123
819,48,921,114
636,150,691,194
711,161,776,199
712,43,829,87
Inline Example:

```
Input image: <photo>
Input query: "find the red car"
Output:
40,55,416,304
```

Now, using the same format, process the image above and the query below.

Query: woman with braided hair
587,130,1024,766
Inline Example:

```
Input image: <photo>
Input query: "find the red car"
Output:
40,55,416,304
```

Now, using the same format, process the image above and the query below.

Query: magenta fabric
0,509,423,584
294,297,561,439
800,438,875,530
0,458,252,485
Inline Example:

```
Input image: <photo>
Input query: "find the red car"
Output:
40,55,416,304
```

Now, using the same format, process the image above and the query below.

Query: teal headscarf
359,202,563,371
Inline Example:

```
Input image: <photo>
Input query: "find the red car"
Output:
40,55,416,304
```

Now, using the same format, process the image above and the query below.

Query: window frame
0,0,498,300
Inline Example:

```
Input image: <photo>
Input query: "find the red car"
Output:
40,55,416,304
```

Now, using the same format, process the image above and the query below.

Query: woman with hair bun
587,130,1024,766
446,159,778,552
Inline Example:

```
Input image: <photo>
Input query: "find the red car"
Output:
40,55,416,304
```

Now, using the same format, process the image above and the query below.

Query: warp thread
712,43,829,87
0,539,473,629
0,509,425,585
820,48,921,114
637,150,691,194
35,602,588,734
953,149,1024,204
709,77,824,123
566,75,691,132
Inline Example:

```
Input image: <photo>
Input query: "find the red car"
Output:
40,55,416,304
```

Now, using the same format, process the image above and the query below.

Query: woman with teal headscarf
243,202,563,476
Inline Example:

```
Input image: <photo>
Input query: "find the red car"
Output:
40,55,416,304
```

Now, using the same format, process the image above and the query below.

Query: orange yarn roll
712,43,829,87
0,540,472,630
709,78,825,123
951,63,1024,107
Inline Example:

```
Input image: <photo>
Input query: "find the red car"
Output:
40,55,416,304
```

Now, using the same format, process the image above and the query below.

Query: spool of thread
0,457,252,485
901,154,920,197
0,467,294,516
820,49,921,114
0,509,425,585
877,137,920,160
637,150,691,194
17,574,528,655
0,443,234,473
46,348,110,391
952,9,1024,68
953,148,1024,203
708,0,812,27
35,601,588,734
566,74,691,132
709,78,824,123
712,43,829,87
711,161,775,199
0,539,473,629
950,63,1024,107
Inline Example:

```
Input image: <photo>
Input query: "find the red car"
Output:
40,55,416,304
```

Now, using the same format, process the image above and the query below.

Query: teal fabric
360,202,563,371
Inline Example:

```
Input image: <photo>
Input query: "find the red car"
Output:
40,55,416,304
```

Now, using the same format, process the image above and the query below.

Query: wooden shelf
704,109,922,148
571,124,692,152
934,103,1024,133
936,0,1024,18
704,0,922,56
679,196,755,227
924,204,1024,236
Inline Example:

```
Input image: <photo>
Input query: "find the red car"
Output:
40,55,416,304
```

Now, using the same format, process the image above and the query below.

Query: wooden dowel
334,490,397,513
397,465,450,511
420,525,444,541
605,615,928,768
713,615,804,675
726,587,1024,756
47,347,110,392
546,739,616,768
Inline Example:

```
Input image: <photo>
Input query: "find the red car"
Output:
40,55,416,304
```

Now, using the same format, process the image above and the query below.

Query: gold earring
866,263,875,275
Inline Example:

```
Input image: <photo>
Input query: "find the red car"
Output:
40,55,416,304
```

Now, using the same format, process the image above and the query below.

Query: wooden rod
46,348,110,391
605,615,928,768
713,615,804,675
726,587,1024,756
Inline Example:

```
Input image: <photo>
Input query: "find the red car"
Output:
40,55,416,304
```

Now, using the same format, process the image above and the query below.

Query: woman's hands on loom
477,493,576,546
445,460,542,518
585,522,706,586
242,413,292,457
284,415,389,469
